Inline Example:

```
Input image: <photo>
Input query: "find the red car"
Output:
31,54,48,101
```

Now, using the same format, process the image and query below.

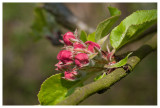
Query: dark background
3,3,157,105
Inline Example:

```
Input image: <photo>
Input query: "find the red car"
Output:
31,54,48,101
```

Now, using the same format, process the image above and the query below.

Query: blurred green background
3,3,157,105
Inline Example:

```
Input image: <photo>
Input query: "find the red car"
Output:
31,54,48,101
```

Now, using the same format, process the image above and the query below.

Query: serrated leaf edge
110,9,157,49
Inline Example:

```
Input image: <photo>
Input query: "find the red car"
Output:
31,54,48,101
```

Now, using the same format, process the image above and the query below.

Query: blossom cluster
55,32,101,81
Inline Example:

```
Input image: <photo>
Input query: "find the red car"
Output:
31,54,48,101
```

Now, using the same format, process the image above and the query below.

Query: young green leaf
110,9,157,50
38,73,82,105
87,32,96,42
95,7,121,42
97,34,109,47
108,6,121,16
105,52,132,68
97,34,113,51
80,30,87,42
94,72,106,81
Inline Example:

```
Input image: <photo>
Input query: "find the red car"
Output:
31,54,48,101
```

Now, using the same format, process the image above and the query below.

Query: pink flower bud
73,42,85,49
85,41,100,52
63,32,75,45
57,50,73,64
55,61,72,71
64,70,78,80
55,61,63,71
75,53,89,67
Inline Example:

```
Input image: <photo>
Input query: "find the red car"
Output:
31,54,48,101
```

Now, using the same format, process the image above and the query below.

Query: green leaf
110,9,157,50
105,52,132,68
38,73,82,105
80,30,87,42
108,6,121,16
95,7,121,42
97,34,113,51
97,34,109,47
87,32,96,42
94,73,106,81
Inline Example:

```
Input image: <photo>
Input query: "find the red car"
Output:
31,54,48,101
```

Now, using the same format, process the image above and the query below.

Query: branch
43,3,94,33
57,34,157,105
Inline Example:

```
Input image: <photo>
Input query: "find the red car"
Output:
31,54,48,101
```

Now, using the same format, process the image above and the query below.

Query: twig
43,3,94,33
57,33,157,105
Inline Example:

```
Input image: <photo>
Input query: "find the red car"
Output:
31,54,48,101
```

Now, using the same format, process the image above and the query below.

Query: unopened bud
57,50,73,64
75,53,89,67
63,32,75,45
64,70,78,81
85,41,100,52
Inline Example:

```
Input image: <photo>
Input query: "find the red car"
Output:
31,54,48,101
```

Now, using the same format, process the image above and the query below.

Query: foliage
105,52,133,68
94,72,106,81
80,30,87,42
95,7,121,42
110,10,157,50
87,32,96,42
